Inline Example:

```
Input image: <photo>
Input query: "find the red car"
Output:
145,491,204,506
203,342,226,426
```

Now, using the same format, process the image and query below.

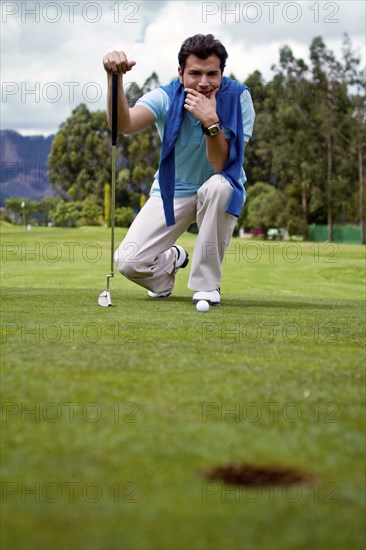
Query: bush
240,182,286,235
36,196,59,226
0,208,13,223
53,201,82,227
79,197,103,226
115,207,136,227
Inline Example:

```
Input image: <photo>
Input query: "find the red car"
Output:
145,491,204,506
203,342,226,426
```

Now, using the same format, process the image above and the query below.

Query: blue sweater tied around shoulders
158,76,249,226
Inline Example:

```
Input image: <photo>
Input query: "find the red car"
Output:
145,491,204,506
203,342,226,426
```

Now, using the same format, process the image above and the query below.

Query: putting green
1,224,365,549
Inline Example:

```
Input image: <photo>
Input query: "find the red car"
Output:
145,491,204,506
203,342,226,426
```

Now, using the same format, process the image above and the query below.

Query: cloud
1,0,364,135
208,1,365,43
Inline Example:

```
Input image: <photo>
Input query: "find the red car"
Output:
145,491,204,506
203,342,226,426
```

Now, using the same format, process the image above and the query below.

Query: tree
310,36,349,241
36,196,59,226
268,45,314,239
5,197,28,220
47,105,111,203
128,128,160,209
4,198,39,225
341,34,366,244
142,71,160,94
242,70,267,185
241,182,287,235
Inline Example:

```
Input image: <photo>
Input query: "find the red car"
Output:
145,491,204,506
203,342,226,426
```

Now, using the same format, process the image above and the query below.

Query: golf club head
98,289,112,307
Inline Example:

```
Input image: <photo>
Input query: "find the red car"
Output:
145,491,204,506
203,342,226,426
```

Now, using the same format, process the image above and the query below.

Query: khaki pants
114,174,237,293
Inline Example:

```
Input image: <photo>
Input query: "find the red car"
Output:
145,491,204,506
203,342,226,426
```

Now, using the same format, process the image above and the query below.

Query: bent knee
117,260,138,279
114,249,151,279
201,174,233,204
115,256,141,279
207,174,232,192
114,243,139,275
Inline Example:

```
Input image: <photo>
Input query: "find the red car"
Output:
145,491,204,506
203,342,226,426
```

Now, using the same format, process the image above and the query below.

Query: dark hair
178,34,228,73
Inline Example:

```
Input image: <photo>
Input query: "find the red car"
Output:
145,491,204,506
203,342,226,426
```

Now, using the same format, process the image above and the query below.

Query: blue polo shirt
136,87,255,199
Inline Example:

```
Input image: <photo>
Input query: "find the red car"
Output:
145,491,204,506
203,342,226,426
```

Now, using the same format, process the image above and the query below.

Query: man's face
178,54,223,98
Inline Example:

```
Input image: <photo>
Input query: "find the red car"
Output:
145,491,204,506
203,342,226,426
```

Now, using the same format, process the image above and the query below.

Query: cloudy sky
1,0,365,136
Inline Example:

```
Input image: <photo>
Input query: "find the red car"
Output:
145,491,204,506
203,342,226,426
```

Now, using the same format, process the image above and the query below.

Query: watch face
209,126,220,135
207,124,221,136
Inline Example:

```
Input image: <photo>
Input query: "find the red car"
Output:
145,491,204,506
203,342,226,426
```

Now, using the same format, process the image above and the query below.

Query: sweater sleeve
240,89,255,142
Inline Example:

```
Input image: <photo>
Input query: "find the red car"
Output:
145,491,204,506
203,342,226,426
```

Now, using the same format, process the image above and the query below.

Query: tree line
241,34,365,242
5,35,365,242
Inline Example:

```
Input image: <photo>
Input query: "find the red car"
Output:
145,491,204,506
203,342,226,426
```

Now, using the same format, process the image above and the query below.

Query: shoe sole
192,299,220,306
148,291,172,298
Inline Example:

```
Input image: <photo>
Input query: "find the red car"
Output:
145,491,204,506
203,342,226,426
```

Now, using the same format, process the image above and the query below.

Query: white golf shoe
148,245,189,299
173,245,189,272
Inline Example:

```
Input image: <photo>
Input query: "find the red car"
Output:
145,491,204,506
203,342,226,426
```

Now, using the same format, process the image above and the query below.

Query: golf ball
196,300,209,313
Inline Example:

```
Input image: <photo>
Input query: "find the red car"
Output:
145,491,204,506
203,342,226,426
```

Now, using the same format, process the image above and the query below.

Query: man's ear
178,66,183,84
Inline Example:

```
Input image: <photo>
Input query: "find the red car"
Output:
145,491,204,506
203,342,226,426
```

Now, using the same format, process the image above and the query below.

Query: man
102,34,255,306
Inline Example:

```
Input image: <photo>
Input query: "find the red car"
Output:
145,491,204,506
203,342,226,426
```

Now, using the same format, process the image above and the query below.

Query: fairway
1,223,365,550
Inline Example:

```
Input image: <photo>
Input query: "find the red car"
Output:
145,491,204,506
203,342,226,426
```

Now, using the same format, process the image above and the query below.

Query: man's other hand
103,50,136,75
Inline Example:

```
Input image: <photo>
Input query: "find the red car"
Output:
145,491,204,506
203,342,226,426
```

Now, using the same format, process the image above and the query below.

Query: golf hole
202,462,317,486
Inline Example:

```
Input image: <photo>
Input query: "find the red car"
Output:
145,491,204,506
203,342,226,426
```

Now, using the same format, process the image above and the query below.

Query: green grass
1,224,365,550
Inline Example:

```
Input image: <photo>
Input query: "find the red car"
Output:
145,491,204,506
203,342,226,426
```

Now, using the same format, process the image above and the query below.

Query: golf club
98,73,118,307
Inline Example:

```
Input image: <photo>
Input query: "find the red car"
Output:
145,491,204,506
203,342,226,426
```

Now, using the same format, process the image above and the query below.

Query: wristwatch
202,121,223,136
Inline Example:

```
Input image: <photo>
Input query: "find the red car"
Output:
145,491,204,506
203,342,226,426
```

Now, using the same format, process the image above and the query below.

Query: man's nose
199,75,209,87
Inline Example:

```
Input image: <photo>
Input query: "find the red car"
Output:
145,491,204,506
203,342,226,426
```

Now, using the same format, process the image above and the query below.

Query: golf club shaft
110,73,118,278
110,144,116,278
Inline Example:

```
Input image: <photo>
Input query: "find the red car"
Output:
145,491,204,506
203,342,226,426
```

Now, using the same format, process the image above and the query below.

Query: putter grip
111,73,118,146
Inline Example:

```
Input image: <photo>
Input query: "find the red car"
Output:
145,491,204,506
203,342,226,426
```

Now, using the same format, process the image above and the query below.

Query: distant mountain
0,130,54,205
